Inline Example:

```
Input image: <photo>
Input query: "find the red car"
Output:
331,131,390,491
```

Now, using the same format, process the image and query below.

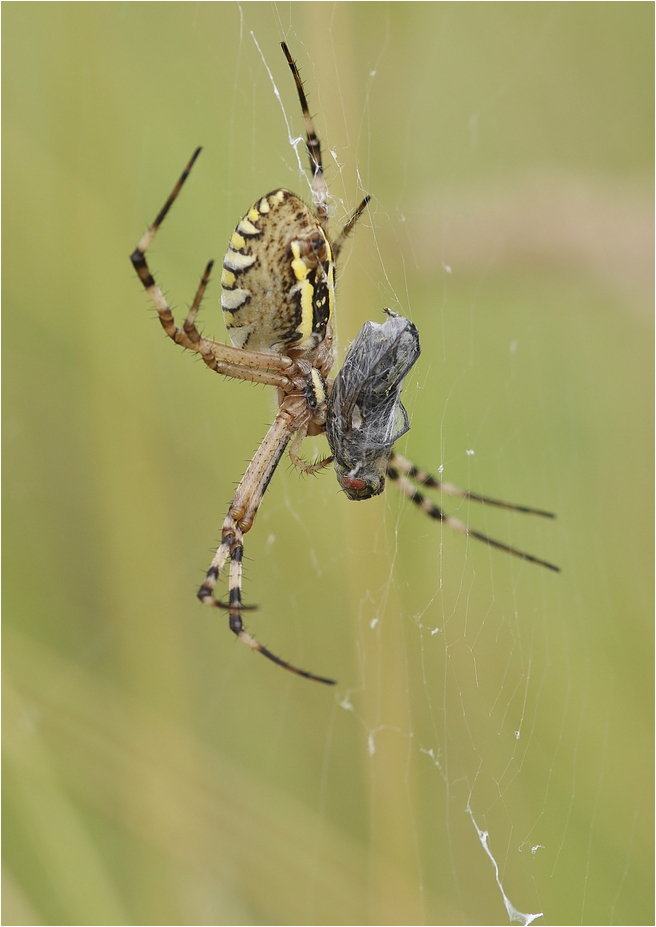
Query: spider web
221,10,651,926
3,5,651,927
248,24,552,926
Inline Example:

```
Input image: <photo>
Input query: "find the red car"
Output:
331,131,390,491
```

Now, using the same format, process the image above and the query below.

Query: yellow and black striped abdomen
220,189,334,356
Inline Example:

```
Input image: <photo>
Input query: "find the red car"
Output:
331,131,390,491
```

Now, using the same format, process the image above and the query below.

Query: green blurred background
3,3,653,924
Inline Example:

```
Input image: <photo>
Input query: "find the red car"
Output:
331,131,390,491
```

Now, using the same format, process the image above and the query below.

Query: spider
131,43,558,686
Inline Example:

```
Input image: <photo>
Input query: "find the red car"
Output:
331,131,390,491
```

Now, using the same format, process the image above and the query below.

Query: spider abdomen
221,189,335,356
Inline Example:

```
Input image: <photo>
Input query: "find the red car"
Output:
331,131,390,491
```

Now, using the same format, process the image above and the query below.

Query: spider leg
332,196,371,259
183,262,278,372
134,147,203,261
131,148,204,351
390,453,556,518
281,42,327,222
288,427,334,474
131,154,296,390
197,411,336,684
387,458,560,572
281,41,370,254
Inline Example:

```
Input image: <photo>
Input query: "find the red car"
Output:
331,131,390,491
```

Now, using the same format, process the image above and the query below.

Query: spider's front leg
387,452,560,572
197,409,336,685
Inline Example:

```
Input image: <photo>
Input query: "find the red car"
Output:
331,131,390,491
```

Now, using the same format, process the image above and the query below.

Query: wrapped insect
326,309,421,500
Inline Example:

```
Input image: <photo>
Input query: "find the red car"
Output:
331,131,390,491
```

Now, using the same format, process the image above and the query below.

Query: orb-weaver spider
131,43,558,685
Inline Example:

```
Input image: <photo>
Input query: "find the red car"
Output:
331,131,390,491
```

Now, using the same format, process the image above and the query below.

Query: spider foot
197,558,336,684
236,627,336,685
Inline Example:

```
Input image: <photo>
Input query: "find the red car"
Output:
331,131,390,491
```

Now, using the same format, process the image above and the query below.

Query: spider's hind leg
131,147,218,356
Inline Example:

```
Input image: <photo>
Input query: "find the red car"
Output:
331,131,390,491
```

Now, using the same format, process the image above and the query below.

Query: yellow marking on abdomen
290,241,315,344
